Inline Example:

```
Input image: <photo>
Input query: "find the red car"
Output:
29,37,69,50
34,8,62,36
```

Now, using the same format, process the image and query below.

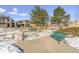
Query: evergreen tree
51,6,70,26
30,6,49,27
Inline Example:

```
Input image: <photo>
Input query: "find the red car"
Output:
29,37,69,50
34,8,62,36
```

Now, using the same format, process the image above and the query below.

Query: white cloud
7,8,18,15
0,8,6,14
13,8,18,12
8,12,17,15
7,8,30,17
19,13,30,16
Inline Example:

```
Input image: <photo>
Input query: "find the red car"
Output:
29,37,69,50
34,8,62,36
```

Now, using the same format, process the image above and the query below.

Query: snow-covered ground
0,42,23,53
65,37,79,49
1,28,79,52
24,30,51,40
0,28,24,53
0,28,52,53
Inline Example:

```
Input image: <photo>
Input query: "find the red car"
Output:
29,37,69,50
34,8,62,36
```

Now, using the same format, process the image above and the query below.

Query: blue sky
0,5,78,21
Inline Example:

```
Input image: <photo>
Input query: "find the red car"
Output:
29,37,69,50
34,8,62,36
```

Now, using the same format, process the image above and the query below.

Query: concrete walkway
16,35,79,53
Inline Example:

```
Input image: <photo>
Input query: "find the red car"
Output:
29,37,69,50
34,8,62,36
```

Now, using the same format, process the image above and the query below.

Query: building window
22,24,24,27
7,23,10,27
7,19,9,21
17,25,20,28
12,23,15,27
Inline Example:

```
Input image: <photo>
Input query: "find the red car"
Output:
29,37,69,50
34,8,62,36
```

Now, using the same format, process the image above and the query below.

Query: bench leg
63,40,67,44
58,41,61,44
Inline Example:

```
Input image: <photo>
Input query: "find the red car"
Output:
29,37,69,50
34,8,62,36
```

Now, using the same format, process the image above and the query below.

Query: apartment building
0,15,16,28
16,20,30,28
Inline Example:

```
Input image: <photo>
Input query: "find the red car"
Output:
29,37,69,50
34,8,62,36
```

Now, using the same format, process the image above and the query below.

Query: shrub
58,27,79,36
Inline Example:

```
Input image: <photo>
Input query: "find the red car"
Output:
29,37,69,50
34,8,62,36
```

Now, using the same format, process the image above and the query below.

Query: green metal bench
51,31,66,41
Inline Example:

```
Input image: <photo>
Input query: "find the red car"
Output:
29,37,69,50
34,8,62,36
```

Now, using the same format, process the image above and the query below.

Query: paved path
16,35,79,53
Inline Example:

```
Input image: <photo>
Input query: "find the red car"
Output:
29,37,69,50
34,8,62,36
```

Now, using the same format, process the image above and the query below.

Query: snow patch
65,37,79,49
